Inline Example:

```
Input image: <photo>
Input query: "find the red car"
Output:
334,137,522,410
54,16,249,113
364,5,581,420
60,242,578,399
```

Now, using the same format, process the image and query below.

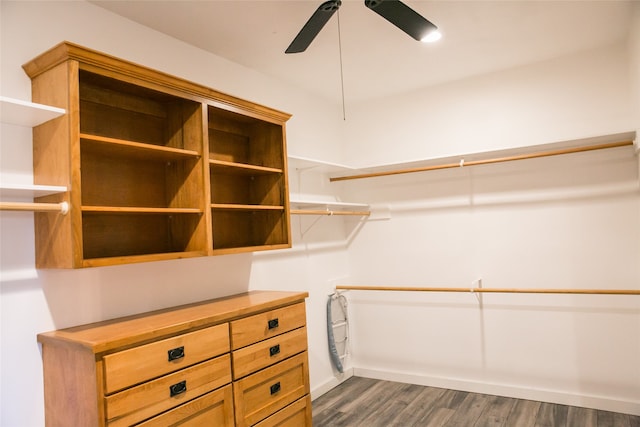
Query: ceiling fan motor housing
323,0,341,12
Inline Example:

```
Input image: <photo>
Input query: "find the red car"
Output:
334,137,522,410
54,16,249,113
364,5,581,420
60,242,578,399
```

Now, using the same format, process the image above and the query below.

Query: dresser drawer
233,352,309,427
230,302,306,350
106,354,231,427
104,323,229,394
136,384,234,426
253,395,312,427
232,327,308,379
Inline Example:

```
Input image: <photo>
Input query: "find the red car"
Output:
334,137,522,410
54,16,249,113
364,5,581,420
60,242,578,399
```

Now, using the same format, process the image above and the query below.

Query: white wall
0,2,348,426
343,44,634,166
630,3,640,129
339,14,640,416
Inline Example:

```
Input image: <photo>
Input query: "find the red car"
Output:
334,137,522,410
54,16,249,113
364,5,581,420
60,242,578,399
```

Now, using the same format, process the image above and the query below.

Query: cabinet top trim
37,290,308,354
22,41,291,123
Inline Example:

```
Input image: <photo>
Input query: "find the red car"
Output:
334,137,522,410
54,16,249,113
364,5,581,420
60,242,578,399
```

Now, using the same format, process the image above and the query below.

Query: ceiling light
421,30,442,43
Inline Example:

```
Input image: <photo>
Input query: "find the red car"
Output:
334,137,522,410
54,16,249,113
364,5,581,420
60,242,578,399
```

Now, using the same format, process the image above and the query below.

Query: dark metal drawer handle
169,380,187,397
268,318,279,330
167,346,184,362
270,382,281,395
269,344,281,357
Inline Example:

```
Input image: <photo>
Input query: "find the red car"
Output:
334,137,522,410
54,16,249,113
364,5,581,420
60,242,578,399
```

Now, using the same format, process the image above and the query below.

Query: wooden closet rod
291,209,370,216
0,201,69,214
330,140,634,182
335,285,640,295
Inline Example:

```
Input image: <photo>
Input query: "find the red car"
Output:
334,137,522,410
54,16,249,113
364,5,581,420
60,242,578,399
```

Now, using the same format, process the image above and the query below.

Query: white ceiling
92,0,635,105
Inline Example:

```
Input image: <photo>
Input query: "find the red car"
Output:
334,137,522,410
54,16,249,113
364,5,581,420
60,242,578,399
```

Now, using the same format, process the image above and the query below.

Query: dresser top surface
38,290,308,354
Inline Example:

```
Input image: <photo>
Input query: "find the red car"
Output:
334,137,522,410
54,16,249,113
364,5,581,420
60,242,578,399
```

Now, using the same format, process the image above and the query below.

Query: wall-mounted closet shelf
291,209,370,217
287,155,370,217
1,97,68,214
290,199,370,217
336,285,640,296
0,184,67,199
288,155,355,174
330,138,635,182
0,96,65,127
0,201,69,214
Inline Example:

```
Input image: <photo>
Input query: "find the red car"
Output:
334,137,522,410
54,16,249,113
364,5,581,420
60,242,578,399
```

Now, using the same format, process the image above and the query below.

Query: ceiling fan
285,0,440,54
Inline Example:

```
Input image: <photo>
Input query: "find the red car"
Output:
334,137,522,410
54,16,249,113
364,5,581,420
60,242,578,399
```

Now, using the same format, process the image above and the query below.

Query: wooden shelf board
82,250,206,268
0,96,65,127
80,133,200,161
212,243,290,255
82,206,202,214
211,203,285,211
0,183,67,199
210,159,282,175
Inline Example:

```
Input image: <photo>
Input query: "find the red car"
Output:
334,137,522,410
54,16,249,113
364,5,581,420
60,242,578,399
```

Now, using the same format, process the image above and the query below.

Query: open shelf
208,104,290,252
210,159,282,175
80,134,200,161
24,41,292,267
211,204,284,211
0,96,67,214
81,210,205,260
0,96,65,127
211,209,289,252
82,206,203,214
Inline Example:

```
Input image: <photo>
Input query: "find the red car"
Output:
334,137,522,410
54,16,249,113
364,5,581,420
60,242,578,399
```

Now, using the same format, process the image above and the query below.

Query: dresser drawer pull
167,346,185,362
268,318,279,330
169,380,187,397
270,381,281,395
269,344,281,357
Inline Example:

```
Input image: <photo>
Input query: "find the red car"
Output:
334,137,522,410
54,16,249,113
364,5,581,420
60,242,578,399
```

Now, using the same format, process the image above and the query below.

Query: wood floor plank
422,407,456,427
313,376,378,414
312,377,639,427
566,406,597,427
357,382,421,426
391,384,448,425
473,395,517,427
534,402,568,427
435,388,470,409
443,392,490,427
506,399,541,427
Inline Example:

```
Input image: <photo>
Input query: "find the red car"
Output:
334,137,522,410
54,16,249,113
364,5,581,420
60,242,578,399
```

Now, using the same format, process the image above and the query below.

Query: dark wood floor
312,377,640,427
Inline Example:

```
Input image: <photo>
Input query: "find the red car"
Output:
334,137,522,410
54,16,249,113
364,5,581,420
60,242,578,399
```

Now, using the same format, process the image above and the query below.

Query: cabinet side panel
280,125,291,247
42,343,100,427
167,102,208,253
32,61,79,268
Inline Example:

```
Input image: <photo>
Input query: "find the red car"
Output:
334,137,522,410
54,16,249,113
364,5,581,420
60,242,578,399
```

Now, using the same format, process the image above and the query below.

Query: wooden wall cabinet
37,291,312,426
23,42,291,268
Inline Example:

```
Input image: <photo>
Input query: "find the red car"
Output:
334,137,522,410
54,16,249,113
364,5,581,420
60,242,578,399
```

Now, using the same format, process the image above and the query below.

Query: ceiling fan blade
364,0,437,41
286,0,341,54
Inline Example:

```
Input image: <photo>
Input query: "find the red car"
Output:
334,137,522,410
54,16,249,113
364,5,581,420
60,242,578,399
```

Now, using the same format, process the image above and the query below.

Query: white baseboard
311,367,354,401
353,367,640,417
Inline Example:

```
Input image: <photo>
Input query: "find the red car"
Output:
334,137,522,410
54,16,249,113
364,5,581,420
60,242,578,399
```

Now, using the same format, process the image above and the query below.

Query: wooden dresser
37,291,311,426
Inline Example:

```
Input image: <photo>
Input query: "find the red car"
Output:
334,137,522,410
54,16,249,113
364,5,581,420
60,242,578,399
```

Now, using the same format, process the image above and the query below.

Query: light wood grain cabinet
37,291,311,426
23,41,291,268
